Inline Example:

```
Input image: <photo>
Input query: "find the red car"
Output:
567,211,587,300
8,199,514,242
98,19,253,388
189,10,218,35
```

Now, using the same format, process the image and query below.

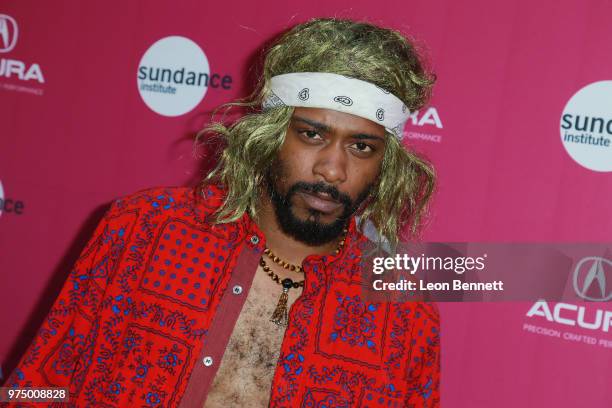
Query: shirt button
202,356,214,367
250,235,259,245
232,285,243,295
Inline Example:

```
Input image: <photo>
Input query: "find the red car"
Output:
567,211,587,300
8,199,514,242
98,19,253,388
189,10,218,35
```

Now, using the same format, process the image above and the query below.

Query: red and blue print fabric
3,184,440,407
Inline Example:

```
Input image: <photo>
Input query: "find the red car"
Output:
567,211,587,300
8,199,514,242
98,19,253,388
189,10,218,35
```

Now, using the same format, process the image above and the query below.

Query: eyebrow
292,116,331,132
292,115,386,142
352,133,386,142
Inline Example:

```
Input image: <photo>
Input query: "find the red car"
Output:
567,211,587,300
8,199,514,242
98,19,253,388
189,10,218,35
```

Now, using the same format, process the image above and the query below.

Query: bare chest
203,265,302,408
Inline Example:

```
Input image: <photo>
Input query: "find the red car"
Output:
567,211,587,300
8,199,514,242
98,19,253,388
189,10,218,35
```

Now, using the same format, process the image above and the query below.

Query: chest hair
203,265,302,407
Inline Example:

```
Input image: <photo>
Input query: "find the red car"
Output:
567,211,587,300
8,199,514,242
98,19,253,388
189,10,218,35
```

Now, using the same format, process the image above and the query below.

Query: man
4,18,439,407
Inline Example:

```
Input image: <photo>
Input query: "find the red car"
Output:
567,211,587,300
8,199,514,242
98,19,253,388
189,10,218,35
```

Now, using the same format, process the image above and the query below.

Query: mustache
287,182,352,206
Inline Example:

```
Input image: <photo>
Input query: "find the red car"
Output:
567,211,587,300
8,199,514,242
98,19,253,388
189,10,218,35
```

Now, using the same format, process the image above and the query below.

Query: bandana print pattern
3,185,440,407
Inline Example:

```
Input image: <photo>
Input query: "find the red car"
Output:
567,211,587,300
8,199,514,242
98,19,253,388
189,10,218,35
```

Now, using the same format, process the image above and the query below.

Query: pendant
270,278,293,326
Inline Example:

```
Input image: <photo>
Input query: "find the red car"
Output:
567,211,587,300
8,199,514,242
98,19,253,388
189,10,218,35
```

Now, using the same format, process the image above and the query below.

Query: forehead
290,107,387,138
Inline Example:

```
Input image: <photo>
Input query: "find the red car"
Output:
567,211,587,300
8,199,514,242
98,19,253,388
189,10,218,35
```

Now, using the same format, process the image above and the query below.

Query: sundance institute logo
137,36,233,116
138,36,210,116
137,36,211,117
560,80,612,172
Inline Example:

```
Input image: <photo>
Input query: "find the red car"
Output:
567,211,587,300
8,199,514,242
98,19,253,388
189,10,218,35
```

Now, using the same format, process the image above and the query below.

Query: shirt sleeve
2,199,129,397
404,302,441,407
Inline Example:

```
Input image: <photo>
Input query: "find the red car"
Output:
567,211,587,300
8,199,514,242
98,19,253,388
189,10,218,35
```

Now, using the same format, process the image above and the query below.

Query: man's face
266,107,387,246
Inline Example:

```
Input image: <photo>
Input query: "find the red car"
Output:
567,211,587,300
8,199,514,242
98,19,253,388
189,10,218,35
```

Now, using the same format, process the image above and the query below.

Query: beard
265,160,372,246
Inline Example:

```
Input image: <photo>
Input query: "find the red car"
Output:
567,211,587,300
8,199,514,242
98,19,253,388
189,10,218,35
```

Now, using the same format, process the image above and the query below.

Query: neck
254,193,344,266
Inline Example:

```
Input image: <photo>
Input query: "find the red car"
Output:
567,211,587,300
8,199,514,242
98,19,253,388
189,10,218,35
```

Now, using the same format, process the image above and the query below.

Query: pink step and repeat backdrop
1,0,610,406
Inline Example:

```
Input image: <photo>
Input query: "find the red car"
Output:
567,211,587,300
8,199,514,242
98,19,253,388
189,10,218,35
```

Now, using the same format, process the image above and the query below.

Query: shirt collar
240,211,364,272
196,183,366,274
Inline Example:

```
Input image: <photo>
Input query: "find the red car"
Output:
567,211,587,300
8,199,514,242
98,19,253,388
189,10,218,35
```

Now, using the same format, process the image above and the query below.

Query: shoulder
87,185,230,246
107,184,227,220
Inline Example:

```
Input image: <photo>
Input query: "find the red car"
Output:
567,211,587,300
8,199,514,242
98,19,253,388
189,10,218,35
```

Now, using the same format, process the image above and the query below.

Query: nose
312,142,347,185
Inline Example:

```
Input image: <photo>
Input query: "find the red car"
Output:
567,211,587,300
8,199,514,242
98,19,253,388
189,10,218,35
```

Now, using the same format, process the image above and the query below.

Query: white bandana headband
262,72,410,139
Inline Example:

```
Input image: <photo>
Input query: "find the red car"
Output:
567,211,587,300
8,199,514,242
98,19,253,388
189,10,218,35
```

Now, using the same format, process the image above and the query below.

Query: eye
352,142,374,153
299,130,323,140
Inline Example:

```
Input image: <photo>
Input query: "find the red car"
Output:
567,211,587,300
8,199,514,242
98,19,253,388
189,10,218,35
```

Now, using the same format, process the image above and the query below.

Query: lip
297,191,343,214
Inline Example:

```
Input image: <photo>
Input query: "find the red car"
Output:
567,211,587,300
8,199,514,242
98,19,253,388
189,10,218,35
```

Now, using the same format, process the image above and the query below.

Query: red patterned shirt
4,185,440,407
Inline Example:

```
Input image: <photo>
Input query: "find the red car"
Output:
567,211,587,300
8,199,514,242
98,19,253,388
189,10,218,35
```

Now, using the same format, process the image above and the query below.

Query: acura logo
573,256,612,301
0,14,18,53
